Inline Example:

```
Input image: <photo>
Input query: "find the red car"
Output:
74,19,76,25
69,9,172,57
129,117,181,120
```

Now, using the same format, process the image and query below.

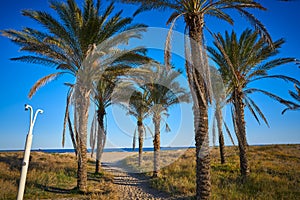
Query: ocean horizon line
0,143,299,153
0,146,194,153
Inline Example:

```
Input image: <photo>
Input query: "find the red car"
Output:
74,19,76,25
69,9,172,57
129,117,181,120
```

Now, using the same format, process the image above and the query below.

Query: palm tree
213,102,226,163
210,67,227,164
89,51,151,174
126,90,152,167
207,29,299,177
2,0,146,192
116,0,272,198
142,65,190,177
91,74,120,174
211,75,237,164
282,84,300,113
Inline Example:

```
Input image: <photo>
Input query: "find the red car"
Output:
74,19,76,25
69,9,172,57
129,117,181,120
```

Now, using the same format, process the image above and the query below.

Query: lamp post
17,104,43,200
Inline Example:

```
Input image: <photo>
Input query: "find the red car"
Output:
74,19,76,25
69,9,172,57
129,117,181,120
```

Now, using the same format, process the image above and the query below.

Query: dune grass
0,151,117,200
124,144,300,199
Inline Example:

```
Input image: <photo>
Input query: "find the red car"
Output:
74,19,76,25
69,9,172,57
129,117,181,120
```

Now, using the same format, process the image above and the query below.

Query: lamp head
25,104,29,111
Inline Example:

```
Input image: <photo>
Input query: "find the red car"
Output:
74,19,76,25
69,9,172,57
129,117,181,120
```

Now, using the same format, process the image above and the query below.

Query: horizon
2,143,300,152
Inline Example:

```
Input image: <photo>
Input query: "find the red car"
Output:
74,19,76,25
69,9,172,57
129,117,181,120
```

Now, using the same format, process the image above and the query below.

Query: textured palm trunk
185,14,211,199
216,102,226,164
95,108,105,173
194,104,211,200
152,113,161,178
76,87,90,192
233,88,250,177
137,120,144,167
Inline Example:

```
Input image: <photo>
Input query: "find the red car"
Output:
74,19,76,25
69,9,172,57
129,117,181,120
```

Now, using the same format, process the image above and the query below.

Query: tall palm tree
142,65,190,177
2,0,146,192
207,29,299,177
211,81,237,164
210,67,227,164
116,0,272,198
213,102,226,163
91,74,120,174
126,90,152,167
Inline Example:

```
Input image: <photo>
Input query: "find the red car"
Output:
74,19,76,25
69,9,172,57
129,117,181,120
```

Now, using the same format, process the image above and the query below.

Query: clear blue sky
0,0,299,150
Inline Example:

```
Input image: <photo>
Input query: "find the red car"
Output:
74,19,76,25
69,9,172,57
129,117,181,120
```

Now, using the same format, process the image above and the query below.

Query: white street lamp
17,104,43,200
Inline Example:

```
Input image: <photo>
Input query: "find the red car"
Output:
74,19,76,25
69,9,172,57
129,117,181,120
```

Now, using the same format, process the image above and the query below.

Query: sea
0,146,194,153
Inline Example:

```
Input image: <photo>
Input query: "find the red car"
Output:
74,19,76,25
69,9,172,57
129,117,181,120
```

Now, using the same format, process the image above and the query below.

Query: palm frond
245,88,297,108
10,56,59,67
90,112,98,158
282,84,300,114
235,8,273,47
231,106,241,143
207,8,234,25
145,124,154,138
67,109,77,155
223,120,236,147
244,96,262,126
28,72,64,98
250,75,300,86
212,114,217,147
62,87,73,147
127,1,174,16
289,88,300,102
245,95,270,127
165,123,171,133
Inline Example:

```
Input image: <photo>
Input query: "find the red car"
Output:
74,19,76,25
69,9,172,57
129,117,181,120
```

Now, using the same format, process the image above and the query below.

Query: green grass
124,144,300,199
0,152,117,200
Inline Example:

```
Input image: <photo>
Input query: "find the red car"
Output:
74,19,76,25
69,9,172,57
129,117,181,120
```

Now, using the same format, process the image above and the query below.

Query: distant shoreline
0,146,194,153
1,144,299,153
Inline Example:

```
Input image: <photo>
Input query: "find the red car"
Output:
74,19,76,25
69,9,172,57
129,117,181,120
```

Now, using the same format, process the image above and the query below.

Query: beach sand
99,151,138,163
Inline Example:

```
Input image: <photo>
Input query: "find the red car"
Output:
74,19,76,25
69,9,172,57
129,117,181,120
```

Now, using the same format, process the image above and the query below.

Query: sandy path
64,151,188,199
98,152,181,200
103,162,174,200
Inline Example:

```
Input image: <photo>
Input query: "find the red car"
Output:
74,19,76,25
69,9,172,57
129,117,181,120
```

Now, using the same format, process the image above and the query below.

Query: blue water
0,146,194,153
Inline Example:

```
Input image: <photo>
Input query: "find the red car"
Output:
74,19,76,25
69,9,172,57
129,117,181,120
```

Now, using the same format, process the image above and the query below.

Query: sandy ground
89,151,187,200
102,163,176,200
60,151,187,199
98,151,137,163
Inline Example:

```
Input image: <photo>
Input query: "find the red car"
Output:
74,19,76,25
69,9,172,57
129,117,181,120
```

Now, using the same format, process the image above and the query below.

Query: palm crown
142,65,191,115
2,0,147,98
120,0,272,44
208,29,299,126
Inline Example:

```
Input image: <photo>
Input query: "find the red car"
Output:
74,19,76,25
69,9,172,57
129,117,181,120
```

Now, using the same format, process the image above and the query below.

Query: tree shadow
35,183,79,194
35,183,107,196
88,159,95,165
0,153,22,171
87,171,113,183
87,171,103,182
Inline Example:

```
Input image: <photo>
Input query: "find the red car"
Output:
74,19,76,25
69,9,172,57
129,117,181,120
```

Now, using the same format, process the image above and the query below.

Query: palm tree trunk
76,87,90,192
185,15,211,199
216,102,226,164
194,104,211,200
137,120,144,167
95,108,105,173
152,113,161,178
233,88,250,177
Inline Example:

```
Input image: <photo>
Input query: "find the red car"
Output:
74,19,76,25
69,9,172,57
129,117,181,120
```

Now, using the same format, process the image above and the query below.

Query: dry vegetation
0,152,117,200
124,144,300,199
1,145,299,200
